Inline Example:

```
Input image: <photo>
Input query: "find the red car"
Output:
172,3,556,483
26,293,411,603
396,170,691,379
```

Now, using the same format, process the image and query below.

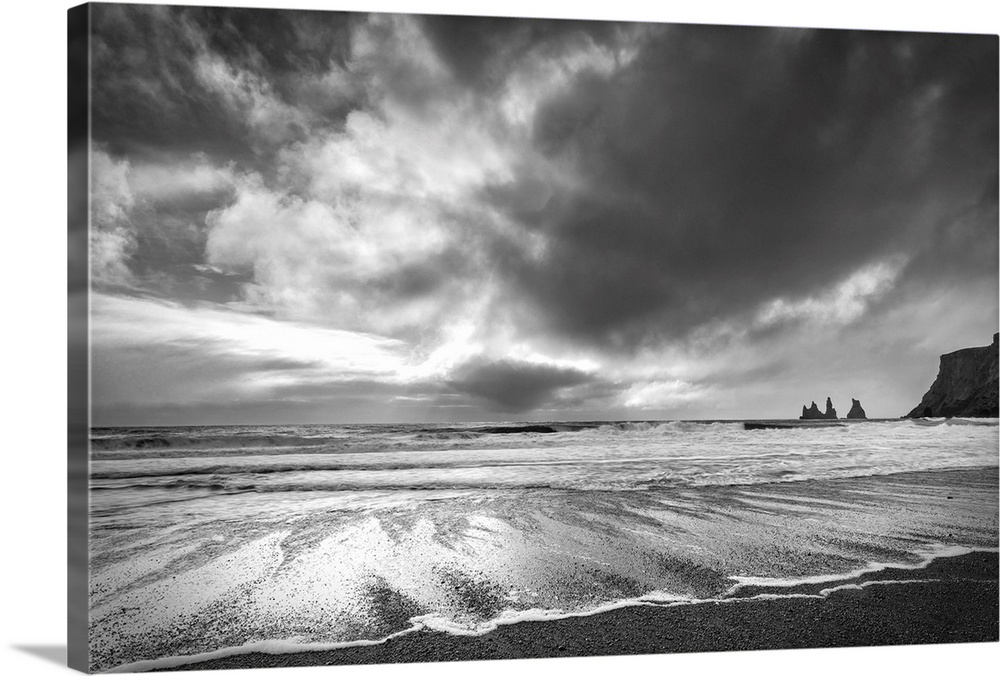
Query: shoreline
138,550,999,673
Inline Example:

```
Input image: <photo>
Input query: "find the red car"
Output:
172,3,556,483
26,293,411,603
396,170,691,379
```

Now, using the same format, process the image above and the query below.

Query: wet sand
156,551,998,672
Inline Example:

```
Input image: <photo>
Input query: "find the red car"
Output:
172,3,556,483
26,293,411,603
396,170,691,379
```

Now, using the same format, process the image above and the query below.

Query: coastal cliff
905,333,999,418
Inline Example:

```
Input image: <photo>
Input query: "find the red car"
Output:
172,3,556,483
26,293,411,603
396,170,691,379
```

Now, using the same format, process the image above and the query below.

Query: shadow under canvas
13,644,68,667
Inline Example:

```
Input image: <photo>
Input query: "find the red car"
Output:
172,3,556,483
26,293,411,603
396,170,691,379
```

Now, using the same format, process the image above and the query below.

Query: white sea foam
817,578,941,596
727,544,986,592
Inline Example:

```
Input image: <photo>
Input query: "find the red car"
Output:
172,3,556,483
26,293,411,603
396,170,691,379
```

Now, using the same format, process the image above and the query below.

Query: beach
156,550,999,670
89,420,999,673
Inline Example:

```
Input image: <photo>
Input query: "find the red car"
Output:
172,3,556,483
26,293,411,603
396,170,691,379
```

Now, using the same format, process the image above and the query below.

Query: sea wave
90,434,340,452
908,417,999,427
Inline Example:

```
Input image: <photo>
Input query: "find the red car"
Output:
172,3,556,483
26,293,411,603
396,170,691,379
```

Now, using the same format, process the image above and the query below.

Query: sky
85,2,999,426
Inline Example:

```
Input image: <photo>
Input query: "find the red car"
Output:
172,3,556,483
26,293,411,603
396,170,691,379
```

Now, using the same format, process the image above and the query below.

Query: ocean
87,418,999,672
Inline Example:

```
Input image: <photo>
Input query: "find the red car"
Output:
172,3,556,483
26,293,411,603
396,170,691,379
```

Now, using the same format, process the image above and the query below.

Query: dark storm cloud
91,4,245,162
897,170,999,287
368,249,471,302
419,14,627,88
196,6,355,76
448,358,596,411
90,4,361,164
486,26,997,347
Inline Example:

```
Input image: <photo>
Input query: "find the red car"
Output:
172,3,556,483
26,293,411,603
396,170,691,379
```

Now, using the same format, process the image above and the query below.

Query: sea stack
905,333,999,418
846,398,867,419
800,398,838,420
824,397,837,419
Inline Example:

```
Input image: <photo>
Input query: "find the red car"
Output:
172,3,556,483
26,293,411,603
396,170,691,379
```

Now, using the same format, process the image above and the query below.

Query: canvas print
69,2,999,673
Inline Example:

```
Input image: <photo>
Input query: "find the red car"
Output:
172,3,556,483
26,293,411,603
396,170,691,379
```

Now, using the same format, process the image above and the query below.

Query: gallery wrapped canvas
68,2,998,673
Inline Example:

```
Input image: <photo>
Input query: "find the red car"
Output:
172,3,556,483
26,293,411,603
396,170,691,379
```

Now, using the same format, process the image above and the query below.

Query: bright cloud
754,257,908,328
91,293,412,408
95,293,409,373
200,12,638,348
621,379,712,409
91,149,136,285
126,157,236,205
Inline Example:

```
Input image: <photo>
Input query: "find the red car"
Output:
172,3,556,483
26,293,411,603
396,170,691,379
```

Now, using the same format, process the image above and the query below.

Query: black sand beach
156,551,998,672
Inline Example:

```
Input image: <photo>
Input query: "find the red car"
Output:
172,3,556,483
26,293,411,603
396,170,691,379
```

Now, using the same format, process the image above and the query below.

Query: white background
2,1,998,675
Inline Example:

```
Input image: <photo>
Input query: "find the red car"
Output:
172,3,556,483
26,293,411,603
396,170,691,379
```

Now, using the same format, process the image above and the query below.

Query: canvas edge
68,3,91,673
57,4,1000,673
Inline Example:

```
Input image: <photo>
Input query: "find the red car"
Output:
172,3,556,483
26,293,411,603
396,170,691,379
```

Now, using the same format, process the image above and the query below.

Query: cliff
846,398,867,419
905,333,999,418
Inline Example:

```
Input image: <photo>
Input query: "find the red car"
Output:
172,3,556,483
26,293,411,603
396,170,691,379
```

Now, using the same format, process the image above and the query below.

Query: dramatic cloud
90,149,136,285
448,357,597,412
621,379,713,411
752,257,907,329
90,293,419,423
87,6,998,424
499,27,997,348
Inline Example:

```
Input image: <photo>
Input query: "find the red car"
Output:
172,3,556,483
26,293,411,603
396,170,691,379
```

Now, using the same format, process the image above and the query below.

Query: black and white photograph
55,0,1000,673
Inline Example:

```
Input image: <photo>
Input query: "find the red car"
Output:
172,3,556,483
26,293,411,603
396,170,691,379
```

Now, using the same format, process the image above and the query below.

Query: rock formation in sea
800,397,838,420
846,398,867,419
905,332,999,418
